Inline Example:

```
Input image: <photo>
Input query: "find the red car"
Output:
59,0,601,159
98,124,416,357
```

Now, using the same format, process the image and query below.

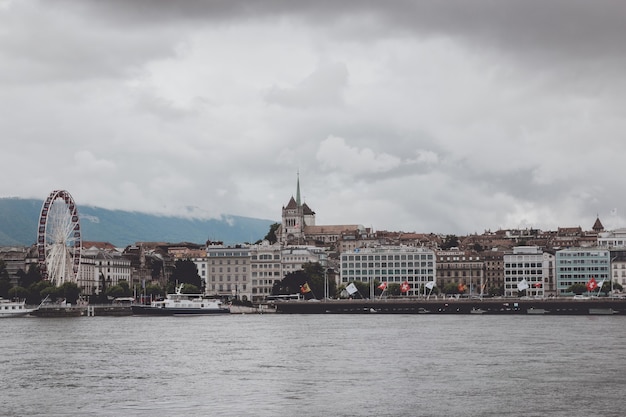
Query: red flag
533,282,542,288
301,283,311,294
400,281,410,293
458,283,467,293
586,277,598,292
378,282,387,290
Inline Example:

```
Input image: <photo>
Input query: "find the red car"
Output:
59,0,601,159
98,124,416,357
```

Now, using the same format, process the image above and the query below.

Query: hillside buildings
3,178,626,301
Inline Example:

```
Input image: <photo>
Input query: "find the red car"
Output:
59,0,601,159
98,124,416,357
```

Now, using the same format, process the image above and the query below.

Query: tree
18,264,42,288
488,285,504,297
441,235,459,250
105,285,127,299
567,283,588,295
271,262,335,299
263,222,280,244
169,259,202,290
0,260,11,298
28,280,55,304
443,282,460,295
59,282,81,304
8,286,29,300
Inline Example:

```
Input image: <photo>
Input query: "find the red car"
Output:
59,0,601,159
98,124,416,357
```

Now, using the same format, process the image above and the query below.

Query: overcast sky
2,0,626,235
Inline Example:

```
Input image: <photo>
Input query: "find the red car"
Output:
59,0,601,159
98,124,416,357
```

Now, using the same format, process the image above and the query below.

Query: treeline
0,259,205,305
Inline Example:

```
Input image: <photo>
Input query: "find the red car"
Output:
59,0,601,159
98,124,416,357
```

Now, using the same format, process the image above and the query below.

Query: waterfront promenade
272,297,626,315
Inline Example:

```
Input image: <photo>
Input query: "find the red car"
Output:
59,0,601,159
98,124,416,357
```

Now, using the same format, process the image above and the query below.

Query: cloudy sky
2,0,626,235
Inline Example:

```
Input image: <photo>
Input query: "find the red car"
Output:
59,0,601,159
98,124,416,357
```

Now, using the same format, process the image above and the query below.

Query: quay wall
273,298,626,315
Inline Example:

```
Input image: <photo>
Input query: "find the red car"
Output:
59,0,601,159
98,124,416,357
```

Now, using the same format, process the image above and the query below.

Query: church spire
296,171,301,206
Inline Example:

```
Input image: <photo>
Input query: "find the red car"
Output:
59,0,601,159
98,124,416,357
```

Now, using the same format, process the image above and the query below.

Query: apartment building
206,245,250,300
436,248,484,295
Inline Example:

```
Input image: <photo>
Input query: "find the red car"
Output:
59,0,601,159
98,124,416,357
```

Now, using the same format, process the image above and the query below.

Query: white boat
0,298,38,318
131,285,230,316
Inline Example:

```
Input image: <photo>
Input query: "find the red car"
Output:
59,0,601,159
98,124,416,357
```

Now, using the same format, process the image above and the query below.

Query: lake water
1,314,625,417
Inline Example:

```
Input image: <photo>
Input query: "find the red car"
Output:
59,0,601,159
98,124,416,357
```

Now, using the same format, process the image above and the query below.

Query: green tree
28,280,55,304
263,222,280,244
441,235,459,250
443,282,461,295
18,264,42,288
59,282,81,304
0,260,11,298
145,283,164,298
271,262,334,299
488,285,504,297
8,286,29,301
567,283,588,295
386,283,401,296
169,259,202,290
105,285,127,299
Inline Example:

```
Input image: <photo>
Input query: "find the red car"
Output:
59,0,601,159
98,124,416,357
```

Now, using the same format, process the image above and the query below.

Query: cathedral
277,175,365,247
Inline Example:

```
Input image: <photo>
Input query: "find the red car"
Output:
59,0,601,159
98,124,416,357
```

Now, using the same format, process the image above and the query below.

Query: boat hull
131,305,230,315
0,310,37,318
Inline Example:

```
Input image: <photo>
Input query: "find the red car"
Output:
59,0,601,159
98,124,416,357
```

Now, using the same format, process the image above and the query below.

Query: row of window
342,262,434,268
344,269,434,276
343,254,434,261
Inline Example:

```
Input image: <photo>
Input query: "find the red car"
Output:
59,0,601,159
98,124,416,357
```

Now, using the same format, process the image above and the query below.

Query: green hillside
0,198,275,247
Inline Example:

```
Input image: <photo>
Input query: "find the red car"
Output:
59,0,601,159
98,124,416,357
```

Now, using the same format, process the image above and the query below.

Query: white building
340,246,436,297
598,229,626,248
503,246,554,297
81,248,132,293
281,246,327,278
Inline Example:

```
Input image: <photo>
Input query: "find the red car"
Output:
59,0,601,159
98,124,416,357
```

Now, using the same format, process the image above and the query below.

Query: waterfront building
435,248,484,296
481,250,505,293
503,246,554,297
340,246,436,297
610,251,626,290
250,242,282,302
81,247,132,294
597,228,626,248
281,246,327,277
555,248,610,295
0,246,31,284
206,244,251,300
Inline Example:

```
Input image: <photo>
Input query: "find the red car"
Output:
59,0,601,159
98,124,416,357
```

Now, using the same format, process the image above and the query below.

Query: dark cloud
53,0,626,64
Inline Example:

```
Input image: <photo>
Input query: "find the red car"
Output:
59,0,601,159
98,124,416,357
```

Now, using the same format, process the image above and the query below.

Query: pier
31,305,133,317
273,297,626,315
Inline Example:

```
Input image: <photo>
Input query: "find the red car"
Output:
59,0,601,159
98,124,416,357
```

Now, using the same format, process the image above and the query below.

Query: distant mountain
0,198,276,247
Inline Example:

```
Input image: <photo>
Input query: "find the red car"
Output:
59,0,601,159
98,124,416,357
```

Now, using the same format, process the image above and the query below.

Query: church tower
280,173,315,245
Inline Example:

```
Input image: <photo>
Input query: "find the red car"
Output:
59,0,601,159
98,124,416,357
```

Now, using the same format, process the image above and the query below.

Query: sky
2,0,626,235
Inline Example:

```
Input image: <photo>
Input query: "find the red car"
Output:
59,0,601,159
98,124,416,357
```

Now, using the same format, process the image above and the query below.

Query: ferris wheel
37,190,82,285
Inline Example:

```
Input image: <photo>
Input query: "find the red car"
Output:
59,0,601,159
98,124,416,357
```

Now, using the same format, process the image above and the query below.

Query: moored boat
131,285,230,315
0,298,38,318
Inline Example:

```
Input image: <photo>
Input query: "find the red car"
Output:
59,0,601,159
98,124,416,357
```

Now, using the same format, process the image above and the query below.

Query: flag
597,280,605,290
400,281,410,293
301,283,311,294
457,282,466,293
586,277,598,292
377,282,387,290
425,281,436,290
533,282,542,288
346,283,358,295
517,279,529,291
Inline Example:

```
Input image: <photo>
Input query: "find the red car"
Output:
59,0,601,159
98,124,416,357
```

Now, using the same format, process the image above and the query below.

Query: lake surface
1,314,625,417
